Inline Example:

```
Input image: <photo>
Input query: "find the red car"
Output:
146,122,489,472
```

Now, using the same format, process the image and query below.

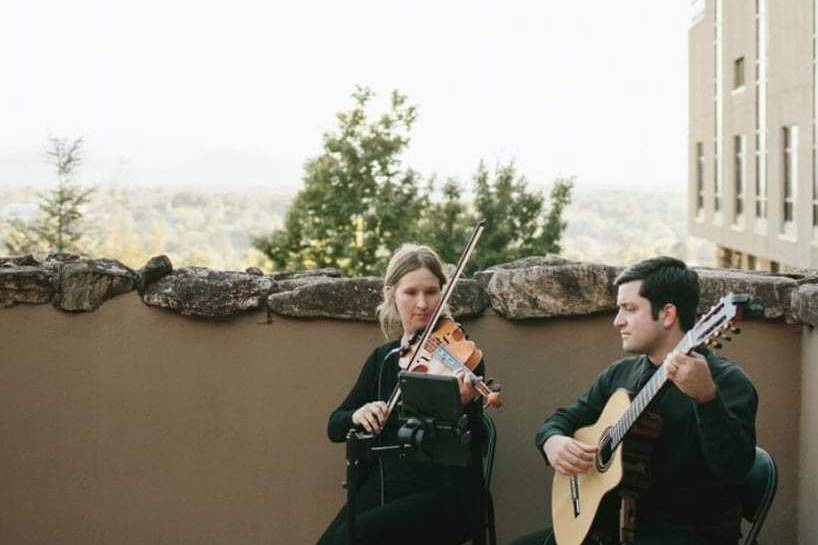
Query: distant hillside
561,187,715,267
0,185,713,271
0,186,290,270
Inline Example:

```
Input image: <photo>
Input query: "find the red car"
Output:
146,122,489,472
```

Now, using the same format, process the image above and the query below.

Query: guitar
550,293,752,545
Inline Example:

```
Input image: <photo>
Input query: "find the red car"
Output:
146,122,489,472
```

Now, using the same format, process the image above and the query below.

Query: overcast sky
1,1,693,193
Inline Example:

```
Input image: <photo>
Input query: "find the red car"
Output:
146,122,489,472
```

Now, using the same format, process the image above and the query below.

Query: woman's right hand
352,401,388,434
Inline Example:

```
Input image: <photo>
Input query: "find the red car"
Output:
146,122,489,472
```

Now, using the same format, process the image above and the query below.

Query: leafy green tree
415,178,475,266
469,161,574,271
253,87,426,275
4,136,95,255
255,87,574,276
540,174,574,254
417,162,574,272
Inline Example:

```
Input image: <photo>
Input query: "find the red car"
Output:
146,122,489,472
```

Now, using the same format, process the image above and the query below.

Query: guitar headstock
689,293,752,350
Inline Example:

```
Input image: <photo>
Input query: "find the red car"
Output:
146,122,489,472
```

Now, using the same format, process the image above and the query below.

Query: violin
398,317,502,408
384,221,503,418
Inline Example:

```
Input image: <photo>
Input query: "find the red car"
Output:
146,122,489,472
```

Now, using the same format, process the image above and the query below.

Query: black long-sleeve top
328,341,485,492
535,350,757,540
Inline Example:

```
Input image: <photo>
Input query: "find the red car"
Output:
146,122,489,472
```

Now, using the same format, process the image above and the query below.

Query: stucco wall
0,293,804,545
799,325,818,545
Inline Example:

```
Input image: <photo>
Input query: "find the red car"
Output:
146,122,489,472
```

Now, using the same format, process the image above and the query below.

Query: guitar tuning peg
723,336,732,342
712,342,723,349
731,327,741,334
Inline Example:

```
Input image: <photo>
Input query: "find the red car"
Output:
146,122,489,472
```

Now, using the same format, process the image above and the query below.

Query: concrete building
689,0,818,270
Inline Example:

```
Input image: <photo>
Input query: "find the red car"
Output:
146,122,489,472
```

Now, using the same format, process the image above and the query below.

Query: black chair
473,412,498,545
740,446,778,545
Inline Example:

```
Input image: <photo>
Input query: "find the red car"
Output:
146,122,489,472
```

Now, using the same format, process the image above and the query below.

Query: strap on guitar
619,490,638,544
616,407,663,545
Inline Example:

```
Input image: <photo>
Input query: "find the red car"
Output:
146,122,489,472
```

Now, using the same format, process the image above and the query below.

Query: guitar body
552,388,630,545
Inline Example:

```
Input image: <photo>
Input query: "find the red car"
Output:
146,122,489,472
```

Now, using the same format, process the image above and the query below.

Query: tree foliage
415,178,473,266
253,87,425,275
417,164,575,272
4,136,95,255
254,87,574,275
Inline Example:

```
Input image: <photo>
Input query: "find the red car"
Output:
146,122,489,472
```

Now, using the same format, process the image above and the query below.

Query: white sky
1,1,693,193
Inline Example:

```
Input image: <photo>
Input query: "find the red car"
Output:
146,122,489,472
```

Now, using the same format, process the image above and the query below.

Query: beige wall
766,0,814,265
0,294,805,544
799,325,818,545
688,0,713,226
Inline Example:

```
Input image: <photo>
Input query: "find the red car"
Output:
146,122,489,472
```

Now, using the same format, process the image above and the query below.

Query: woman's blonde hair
376,244,448,340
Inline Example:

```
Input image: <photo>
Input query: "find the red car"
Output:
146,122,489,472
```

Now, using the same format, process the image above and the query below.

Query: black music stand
397,371,472,467
344,372,471,545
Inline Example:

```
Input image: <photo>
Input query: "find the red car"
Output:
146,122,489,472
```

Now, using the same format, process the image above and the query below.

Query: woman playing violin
316,244,487,545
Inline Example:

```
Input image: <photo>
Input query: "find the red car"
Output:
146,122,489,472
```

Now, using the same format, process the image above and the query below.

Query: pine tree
4,136,95,255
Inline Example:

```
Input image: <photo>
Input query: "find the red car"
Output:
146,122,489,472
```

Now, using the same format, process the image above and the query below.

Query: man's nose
613,310,624,327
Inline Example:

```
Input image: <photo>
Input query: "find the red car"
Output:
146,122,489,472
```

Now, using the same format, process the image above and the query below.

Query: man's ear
661,303,679,329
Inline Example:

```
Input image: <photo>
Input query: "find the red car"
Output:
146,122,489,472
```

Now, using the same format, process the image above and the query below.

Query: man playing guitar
511,256,758,545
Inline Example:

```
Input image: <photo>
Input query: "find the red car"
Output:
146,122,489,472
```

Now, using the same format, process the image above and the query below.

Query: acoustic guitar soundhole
595,429,614,472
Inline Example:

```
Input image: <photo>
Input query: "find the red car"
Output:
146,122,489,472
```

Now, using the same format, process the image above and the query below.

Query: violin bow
384,220,486,417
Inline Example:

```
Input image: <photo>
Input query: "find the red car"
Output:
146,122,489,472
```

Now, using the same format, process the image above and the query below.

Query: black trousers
317,473,480,545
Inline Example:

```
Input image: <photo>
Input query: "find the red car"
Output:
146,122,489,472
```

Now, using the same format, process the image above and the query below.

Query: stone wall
1,254,816,545
3,254,817,325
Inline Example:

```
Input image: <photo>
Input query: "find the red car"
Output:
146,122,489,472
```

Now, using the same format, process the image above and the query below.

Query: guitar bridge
569,475,581,517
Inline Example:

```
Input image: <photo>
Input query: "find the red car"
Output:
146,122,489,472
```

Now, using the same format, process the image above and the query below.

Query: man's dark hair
614,256,699,331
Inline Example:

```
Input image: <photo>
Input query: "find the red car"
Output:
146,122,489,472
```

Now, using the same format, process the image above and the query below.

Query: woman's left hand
454,368,480,404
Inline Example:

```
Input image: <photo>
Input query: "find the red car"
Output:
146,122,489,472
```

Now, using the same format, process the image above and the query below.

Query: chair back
480,413,497,489
741,446,778,545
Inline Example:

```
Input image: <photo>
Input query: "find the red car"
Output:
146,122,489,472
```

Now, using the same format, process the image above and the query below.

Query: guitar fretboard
608,332,695,448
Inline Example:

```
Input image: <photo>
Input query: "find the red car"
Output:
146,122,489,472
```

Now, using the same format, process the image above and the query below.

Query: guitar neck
608,332,696,449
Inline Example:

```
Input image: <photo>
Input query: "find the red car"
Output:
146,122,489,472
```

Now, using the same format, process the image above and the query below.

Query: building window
783,125,798,227
754,0,767,220
714,142,722,213
814,143,818,226
734,57,745,88
713,0,723,216
814,0,818,229
696,142,705,213
814,175,818,227
755,151,766,218
734,135,746,221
